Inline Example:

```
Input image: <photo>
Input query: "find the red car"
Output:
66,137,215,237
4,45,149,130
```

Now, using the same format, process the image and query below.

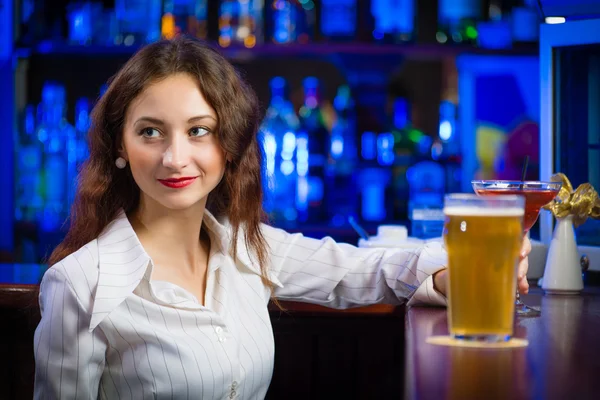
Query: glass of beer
443,194,525,342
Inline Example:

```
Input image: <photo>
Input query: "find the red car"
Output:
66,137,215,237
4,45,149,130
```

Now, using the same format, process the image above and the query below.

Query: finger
433,269,448,296
517,257,529,294
518,257,529,280
518,275,530,294
520,236,532,259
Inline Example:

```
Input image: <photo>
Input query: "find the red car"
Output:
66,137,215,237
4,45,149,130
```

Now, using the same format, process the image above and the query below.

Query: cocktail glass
471,180,562,317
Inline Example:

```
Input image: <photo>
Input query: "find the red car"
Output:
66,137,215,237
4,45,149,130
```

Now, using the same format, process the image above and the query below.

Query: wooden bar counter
405,288,600,400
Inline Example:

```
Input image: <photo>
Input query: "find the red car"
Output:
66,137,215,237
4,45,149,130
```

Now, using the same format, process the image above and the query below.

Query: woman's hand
433,269,448,297
518,235,532,294
432,235,532,298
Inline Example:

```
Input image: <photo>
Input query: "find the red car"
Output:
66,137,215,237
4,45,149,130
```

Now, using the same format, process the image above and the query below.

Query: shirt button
231,381,238,389
215,326,226,342
229,390,236,399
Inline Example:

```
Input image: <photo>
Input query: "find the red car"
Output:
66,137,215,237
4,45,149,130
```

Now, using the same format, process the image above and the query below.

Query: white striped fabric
33,210,447,399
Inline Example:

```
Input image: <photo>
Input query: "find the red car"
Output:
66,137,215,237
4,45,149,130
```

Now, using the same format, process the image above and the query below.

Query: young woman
33,37,531,399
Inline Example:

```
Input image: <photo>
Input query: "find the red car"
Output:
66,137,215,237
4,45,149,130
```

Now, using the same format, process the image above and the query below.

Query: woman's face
121,73,226,212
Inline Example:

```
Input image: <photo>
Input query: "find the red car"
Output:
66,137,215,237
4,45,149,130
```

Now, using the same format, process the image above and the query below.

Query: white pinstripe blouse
33,210,447,400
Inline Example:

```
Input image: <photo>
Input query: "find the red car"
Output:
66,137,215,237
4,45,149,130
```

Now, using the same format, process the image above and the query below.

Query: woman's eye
190,127,209,137
140,127,161,138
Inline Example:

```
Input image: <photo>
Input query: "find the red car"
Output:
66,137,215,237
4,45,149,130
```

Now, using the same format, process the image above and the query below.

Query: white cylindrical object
377,225,408,240
542,215,584,294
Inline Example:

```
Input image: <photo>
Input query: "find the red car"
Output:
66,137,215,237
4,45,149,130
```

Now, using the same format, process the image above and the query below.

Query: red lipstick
157,177,197,189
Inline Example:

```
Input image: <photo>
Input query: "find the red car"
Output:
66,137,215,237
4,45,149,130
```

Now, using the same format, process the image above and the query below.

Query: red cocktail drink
473,187,560,232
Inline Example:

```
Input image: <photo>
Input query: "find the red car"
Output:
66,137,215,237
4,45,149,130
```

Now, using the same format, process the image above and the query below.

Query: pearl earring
115,157,127,169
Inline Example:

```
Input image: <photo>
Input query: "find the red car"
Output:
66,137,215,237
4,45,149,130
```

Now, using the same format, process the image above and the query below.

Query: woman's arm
34,267,107,399
262,224,447,309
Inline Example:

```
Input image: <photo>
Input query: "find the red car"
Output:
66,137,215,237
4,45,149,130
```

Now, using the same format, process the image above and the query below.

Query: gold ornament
542,173,600,227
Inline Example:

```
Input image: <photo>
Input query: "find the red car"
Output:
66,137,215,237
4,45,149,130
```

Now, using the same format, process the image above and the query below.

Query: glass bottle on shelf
389,97,416,220
320,0,357,41
67,2,103,45
371,0,415,43
36,83,76,232
16,0,47,46
15,104,43,223
437,0,481,45
326,85,358,226
267,0,316,44
358,131,391,222
437,100,462,193
218,0,263,47
162,0,208,40
260,76,300,223
298,77,329,223
114,0,162,45
74,97,91,171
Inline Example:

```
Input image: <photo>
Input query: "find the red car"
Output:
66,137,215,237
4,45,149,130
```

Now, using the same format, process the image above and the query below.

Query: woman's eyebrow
133,115,217,126
187,115,217,123
134,116,165,126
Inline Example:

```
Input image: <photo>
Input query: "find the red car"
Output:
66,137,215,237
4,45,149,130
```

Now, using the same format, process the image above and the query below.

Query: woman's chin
156,196,206,212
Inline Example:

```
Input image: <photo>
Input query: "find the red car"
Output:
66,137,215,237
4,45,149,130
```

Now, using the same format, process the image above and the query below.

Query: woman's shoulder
50,239,100,272
41,239,100,304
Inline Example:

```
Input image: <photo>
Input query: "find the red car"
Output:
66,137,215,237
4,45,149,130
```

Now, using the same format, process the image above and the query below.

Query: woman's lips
157,177,197,189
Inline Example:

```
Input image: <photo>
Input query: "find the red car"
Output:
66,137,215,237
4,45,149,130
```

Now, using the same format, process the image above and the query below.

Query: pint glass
443,194,525,342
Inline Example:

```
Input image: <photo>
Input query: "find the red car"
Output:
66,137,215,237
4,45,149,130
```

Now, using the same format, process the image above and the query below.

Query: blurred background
0,0,597,265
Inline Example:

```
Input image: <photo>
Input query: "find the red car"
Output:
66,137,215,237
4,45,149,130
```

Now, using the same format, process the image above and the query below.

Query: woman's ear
118,144,129,162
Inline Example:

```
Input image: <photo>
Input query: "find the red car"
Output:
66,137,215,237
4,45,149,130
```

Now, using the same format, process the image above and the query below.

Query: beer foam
443,207,524,217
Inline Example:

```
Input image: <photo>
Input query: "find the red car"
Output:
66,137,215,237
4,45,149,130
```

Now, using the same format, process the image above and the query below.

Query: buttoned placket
214,325,226,343
229,380,238,399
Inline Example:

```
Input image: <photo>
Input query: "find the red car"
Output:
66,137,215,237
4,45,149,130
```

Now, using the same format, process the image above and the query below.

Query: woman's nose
162,136,190,169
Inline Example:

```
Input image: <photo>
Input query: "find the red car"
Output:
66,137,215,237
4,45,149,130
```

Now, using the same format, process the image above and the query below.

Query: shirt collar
89,208,265,332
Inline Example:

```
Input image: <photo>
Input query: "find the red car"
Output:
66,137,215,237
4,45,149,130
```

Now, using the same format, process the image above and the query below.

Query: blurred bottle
67,1,103,45
162,0,208,40
361,131,377,162
437,100,462,193
36,83,76,232
330,85,357,168
358,168,391,222
267,0,316,44
358,130,391,222
389,97,423,220
15,105,43,222
321,0,357,41
16,0,47,46
436,101,458,161
74,97,91,171
94,8,119,46
218,0,263,48
371,0,415,43
298,77,328,223
260,77,300,223
407,161,445,239
437,0,481,45
326,85,358,226
296,131,310,222
270,0,295,44
115,0,161,45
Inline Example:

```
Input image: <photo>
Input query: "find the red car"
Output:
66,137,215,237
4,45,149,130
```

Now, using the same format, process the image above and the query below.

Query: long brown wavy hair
48,37,274,291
